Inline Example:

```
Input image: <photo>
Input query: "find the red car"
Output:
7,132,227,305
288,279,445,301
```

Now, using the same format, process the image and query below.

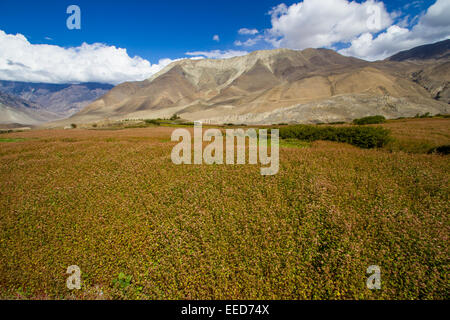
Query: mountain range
1,40,449,127
68,39,450,125
0,81,113,127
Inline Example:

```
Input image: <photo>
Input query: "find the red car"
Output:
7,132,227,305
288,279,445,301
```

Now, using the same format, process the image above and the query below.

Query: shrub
144,119,160,126
353,115,386,125
279,125,391,148
415,112,432,119
70,123,77,129
329,121,346,125
112,272,132,290
428,145,450,155
170,114,180,121
317,121,346,125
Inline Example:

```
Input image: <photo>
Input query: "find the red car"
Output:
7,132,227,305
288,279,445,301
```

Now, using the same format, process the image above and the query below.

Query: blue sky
0,0,449,84
0,0,288,61
0,0,430,61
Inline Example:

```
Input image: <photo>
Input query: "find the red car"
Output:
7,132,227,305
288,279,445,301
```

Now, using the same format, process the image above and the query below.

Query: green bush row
279,125,391,149
144,119,161,126
353,115,386,125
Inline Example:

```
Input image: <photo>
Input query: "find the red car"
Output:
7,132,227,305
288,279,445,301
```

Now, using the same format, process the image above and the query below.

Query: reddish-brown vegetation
0,120,448,299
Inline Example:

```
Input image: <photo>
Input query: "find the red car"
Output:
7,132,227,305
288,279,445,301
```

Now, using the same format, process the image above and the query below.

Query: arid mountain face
61,41,450,125
388,39,450,61
0,81,113,126
0,90,59,126
384,39,450,104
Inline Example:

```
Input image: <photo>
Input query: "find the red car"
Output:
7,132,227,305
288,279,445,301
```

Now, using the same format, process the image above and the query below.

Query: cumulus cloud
0,30,174,84
339,0,450,60
238,28,259,35
185,50,248,59
420,0,450,28
265,0,393,49
213,34,220,42
236,0,450,61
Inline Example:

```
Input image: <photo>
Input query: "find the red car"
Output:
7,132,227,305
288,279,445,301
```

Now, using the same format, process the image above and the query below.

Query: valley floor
0,119,448,299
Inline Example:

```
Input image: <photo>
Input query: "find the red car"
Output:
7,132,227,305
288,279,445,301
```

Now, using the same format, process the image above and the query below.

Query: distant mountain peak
148,47,366,87
0,81,113,126
388,39,450,61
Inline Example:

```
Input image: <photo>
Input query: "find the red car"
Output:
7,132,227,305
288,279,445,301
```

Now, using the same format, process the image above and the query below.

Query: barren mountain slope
65,46,449,125
379,39,450,103
0,81,113,120
0,91,59,125
388,39,450,61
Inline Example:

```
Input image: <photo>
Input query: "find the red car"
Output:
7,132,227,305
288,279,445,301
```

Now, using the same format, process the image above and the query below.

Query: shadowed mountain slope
388,39,450,61
0,81,113,126
0,91,59,125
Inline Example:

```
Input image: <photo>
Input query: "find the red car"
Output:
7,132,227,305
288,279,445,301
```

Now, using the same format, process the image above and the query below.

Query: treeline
279,125,391,149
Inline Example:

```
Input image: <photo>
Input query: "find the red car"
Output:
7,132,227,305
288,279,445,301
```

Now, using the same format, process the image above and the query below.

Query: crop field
381,118,450,153
0,119,448,299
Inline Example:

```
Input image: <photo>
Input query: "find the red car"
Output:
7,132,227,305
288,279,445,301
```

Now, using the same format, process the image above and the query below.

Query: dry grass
380,118,450,153
0,120,448,300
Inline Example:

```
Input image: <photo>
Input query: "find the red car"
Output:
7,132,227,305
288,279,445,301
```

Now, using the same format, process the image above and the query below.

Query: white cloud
185,50,248,59
420,0,450,28
0,30,174,84
265,0,393,49
235,0,450,61
213,34,220,42
234,35,263,47
238,28,259,35
339,0,450,60
235,28,263,47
